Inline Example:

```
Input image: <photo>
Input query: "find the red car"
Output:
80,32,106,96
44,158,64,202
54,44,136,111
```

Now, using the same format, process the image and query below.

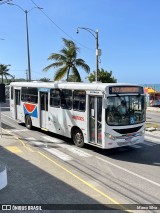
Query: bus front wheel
25,115,32,130
73,129,84,148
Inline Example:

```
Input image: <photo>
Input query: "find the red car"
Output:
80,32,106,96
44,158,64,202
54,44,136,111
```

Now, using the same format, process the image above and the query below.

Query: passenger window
61,89,72,110
73,90,86,112
50,89,61,107
21,87,38,103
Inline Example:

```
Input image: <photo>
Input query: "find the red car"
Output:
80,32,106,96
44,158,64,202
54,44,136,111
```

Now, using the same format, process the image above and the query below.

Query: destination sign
109,86,143,94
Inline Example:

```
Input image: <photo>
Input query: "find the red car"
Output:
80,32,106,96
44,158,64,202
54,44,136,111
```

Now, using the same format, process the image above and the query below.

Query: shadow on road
0,146,125,212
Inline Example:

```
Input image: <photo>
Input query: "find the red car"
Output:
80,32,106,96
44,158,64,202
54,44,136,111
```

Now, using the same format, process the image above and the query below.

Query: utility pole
76,27,101,82
7,2,43,82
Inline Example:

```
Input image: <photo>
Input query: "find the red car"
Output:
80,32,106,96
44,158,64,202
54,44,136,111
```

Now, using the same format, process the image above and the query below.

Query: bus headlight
140,129,145,135
105,133,115,140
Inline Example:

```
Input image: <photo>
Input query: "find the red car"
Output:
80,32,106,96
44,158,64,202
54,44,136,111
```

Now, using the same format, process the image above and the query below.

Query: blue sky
0,0,160,83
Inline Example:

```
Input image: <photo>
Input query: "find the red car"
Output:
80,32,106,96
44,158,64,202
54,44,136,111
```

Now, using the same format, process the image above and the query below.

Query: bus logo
23,103,38,118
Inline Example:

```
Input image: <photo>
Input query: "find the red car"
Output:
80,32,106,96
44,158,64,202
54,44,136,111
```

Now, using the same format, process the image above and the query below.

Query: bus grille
113,126,143,134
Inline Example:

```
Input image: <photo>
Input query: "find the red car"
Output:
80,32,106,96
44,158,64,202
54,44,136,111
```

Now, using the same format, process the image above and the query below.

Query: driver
117,100,127,115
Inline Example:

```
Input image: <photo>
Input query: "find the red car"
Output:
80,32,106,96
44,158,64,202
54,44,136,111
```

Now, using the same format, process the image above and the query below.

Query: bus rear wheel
25,115,32,130
73,129,84,148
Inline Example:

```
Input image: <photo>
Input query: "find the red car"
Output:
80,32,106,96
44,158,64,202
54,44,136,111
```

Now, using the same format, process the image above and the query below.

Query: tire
25,115,32,130
73,129,84,148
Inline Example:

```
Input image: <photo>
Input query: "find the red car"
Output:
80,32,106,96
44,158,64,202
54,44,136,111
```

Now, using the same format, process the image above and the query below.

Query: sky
0,0,160,84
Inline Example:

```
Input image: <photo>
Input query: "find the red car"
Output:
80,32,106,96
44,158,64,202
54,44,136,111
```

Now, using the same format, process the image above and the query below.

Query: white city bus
10,81,146,149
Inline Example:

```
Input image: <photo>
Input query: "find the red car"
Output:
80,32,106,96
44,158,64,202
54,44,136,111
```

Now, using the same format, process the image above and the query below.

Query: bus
10,81,146,149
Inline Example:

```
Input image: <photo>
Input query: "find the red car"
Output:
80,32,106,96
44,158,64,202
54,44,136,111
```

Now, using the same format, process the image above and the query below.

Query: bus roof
10,81,140,91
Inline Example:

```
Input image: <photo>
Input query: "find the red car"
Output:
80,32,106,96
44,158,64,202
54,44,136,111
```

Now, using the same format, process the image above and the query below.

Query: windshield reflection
106,95,146,126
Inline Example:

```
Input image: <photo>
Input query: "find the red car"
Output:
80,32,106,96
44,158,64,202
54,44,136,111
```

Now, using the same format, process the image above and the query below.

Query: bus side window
79,100,85,111
61,89,72,110
21,87,38,104
73,90,86,112
50,89,61,108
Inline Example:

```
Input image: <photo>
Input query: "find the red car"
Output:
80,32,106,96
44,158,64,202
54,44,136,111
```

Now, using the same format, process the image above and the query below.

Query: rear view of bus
104,85,146,149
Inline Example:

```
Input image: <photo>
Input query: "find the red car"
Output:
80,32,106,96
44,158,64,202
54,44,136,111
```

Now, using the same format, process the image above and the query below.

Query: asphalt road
0,105,160,212
146,111,160,124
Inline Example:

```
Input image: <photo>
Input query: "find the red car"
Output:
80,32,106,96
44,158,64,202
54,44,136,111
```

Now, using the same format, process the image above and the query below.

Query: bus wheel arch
25,115,32,130
71,127,84,148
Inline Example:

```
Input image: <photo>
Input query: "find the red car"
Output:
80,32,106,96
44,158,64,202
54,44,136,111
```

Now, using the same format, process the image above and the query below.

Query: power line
0,0,12,5
30,0,94,52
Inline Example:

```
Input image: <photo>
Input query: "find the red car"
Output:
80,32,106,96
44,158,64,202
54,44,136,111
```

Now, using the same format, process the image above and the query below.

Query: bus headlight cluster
139,130,145,135
105,133,115,140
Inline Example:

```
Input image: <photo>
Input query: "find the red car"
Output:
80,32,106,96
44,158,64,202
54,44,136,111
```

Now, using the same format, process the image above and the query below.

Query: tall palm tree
0,64,12,83
43,38,90,81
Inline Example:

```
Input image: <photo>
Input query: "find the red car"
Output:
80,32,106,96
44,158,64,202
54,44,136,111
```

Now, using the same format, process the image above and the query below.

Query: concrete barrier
0,165,7,190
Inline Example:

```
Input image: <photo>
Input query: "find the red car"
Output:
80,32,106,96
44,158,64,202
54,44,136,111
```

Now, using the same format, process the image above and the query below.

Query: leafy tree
87,68,117,83
43,38,90,82
0,64,12,83
39,77,50,82
68,74,82,82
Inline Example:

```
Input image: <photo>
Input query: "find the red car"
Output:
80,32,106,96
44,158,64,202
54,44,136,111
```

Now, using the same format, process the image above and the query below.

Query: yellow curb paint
2,128,34,152
5,146,22,153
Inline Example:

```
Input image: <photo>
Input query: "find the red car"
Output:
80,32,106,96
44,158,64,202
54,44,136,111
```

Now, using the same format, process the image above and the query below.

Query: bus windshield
106,95,146,126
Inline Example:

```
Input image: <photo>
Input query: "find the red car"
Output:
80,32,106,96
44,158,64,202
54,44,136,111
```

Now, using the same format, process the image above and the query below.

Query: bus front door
15,89,21,120
40,92,48,129
89,96,102,145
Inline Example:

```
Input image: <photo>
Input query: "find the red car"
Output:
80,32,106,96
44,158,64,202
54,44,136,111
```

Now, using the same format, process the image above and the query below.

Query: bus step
41,128,48,131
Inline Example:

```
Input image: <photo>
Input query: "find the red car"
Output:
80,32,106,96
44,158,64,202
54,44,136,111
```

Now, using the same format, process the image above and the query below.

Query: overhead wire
30,0,94,52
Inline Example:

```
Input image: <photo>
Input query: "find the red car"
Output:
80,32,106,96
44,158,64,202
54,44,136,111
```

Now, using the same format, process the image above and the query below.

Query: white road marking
96,156,160,187
58,143,92,157
130,144,142,149
144,135,160,143
32,142,45,146
44,148,73,161
2,113,15,121
42,136,64,143
25,137,73,160
42,136,92,157
8,129,29,133
24,137,45,146
25,137,36,141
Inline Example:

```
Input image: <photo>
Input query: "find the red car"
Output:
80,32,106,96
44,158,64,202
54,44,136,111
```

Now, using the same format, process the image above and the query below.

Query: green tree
43,38,90,82
39,77,50,82
68,74,82,82
87,68,117,83
0,64,12,83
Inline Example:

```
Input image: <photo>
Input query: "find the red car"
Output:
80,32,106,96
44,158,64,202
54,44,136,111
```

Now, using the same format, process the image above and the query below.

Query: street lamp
7,3,43,81
76,27,101,82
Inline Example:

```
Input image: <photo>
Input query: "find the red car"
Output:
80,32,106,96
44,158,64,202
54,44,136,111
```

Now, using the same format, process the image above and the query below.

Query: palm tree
39,77,50,82
43,38,90,82
0,64,12,83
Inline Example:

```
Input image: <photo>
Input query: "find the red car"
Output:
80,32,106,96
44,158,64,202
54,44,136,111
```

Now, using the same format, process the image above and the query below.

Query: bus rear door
15,89,22,121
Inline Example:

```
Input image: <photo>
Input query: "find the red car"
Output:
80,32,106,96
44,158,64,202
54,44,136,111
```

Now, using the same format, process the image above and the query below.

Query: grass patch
146,122,160,129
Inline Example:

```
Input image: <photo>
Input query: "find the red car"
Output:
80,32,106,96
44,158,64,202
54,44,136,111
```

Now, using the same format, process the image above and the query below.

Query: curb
0,165,7,190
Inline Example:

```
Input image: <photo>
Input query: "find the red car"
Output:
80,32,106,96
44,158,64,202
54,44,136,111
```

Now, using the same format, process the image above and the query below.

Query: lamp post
76,27,101,82
7,3,43,81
